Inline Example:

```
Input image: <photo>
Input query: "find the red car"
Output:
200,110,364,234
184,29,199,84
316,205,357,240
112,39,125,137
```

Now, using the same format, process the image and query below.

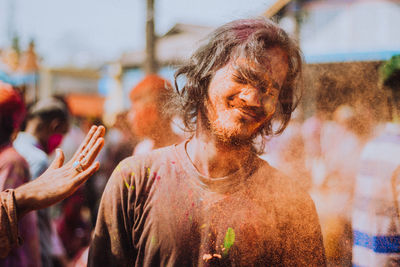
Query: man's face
205,46,289,144
45,118,69,154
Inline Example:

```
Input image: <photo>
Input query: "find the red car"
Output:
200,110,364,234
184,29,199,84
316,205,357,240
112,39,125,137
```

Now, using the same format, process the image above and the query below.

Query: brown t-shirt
88,141,326,266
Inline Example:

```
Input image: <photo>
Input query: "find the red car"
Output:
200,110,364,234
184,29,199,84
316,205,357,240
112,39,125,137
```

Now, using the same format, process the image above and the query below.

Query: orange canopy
65,93,105,118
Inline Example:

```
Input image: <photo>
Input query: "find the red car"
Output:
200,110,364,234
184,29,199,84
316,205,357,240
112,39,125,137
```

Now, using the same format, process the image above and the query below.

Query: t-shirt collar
174,139,260,194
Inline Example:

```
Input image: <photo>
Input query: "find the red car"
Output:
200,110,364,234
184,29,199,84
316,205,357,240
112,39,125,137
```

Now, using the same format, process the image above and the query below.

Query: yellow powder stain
123,177,135,190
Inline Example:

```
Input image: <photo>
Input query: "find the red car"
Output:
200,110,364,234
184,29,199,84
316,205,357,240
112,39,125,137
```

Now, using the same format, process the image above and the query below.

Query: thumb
49,148,65,169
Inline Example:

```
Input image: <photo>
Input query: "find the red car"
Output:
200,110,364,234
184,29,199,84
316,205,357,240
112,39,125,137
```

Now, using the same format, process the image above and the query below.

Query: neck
24,120,46,150
186,118,254,178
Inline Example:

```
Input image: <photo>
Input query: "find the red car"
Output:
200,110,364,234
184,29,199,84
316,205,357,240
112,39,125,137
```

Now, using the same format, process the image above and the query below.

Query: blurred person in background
304,73,369,266
0,81,40,266
301,84,328,187
13,97,70,267
261,108,311,191
316,104,366,266
352,55,400,266
128,74,182,156
54,118,104,261
60,116,104,228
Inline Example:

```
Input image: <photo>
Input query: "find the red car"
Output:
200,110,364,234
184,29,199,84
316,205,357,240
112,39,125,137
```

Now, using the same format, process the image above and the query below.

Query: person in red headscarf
128,75,182,156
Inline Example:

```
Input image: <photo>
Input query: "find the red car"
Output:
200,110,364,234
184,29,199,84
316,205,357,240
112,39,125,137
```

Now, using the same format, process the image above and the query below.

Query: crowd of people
1,17,400,267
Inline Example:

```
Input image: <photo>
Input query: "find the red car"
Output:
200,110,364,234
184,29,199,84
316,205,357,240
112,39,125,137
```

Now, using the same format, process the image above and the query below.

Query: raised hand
14,125,105,218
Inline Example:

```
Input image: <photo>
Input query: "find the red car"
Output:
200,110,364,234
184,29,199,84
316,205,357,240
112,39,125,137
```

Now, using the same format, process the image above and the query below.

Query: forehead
234,46,289,87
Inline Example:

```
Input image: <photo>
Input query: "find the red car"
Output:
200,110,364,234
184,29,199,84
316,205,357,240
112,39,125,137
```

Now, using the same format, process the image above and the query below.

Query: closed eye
258,80,280,96
232,73,248,85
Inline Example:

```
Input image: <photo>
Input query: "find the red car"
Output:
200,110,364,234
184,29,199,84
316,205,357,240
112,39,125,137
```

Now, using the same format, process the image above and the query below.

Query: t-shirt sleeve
88,159,137,267
281,193,326,266
0,190,19,259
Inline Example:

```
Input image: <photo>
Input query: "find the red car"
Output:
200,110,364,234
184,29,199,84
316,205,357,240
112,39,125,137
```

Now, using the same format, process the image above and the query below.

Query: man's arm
88,160,136,267
282,193,326,266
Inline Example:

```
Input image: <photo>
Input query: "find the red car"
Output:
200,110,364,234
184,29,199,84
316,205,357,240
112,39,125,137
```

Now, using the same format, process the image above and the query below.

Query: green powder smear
223,227,235,256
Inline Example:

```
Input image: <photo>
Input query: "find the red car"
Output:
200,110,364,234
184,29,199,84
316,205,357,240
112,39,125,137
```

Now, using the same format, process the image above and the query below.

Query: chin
211,121,258,146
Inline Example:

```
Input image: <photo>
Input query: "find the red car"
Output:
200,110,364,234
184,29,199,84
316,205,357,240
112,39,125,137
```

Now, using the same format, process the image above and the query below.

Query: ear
50,118,68,134
11,128,19,142
49,119,61,133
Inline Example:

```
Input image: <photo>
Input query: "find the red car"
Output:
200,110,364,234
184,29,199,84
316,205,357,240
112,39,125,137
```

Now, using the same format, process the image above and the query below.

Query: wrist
14,184,36,219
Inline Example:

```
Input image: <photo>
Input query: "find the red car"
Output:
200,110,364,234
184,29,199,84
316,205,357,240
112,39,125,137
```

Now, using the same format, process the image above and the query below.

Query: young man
89,18,325,266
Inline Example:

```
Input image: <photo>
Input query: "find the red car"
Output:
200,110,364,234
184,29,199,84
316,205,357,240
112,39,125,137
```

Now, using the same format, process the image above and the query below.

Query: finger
48,149,65,169
81,137,104,168
73,161,100,188
97,125,106,137
71,126,97,161
79,126,105,159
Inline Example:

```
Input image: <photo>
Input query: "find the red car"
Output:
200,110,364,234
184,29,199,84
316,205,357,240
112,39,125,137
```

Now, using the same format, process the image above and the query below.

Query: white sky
0,0,273,67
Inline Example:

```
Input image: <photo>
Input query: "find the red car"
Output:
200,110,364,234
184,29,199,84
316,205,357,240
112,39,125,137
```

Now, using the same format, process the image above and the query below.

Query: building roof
301,0,400,63
120,23,214,68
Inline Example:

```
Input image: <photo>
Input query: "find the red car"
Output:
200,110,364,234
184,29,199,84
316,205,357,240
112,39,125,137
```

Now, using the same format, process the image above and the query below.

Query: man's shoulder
255,158,313,206
123,145,175,166
104,145,178,195
113,145,177,178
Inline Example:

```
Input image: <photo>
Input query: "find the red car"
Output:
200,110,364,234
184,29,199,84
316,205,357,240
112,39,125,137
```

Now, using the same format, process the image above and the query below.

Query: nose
237,87,263,107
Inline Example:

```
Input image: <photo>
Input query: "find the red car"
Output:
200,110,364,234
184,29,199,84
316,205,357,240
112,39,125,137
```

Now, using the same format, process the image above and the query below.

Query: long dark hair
173,17,303,138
